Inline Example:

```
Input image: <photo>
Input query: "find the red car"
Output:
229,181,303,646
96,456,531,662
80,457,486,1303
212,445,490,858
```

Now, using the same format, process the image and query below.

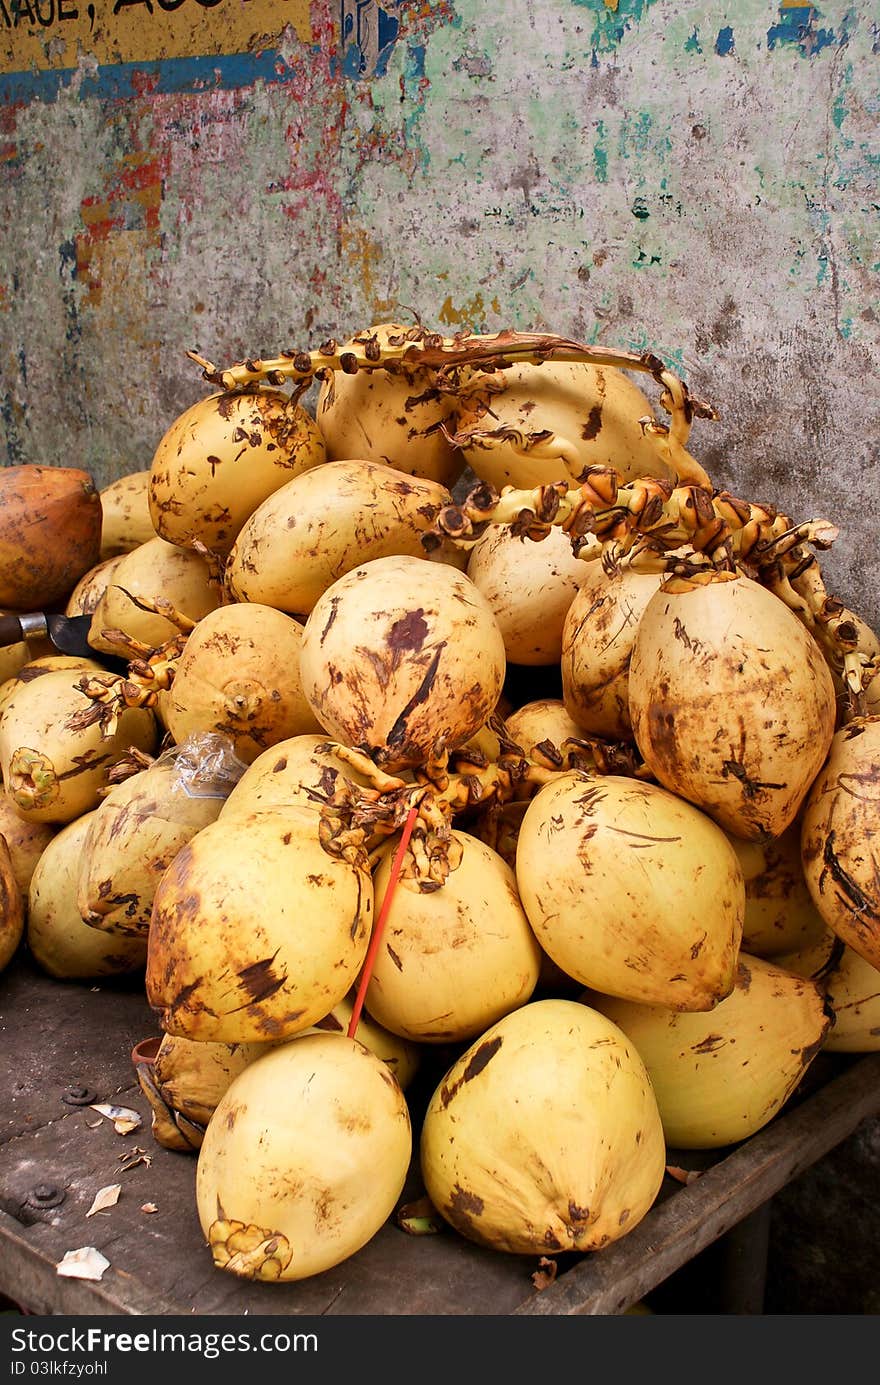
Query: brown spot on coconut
146,806,373,1043
629,570,836,840
148,387,326,558
299,555,506,773
420,998,665,1255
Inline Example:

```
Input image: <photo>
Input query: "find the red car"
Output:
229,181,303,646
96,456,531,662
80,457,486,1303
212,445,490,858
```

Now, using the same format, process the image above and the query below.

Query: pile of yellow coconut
1,323,879,1287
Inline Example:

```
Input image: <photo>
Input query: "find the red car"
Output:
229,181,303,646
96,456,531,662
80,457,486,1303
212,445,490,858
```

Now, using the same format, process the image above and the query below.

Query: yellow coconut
728,821,829,958
196,1033,412,1281
225,458,467,618
157,603,322,765
561,555,665,740
420,997,666,1255
300,555,506,772
27,813,148,980
821,946,880,1052
504,698,591,769
364,829,542,1044
315,323,463,489
218,732,377,822
800,716,880,970
149,387,326,557
146,806,373,1042
585,953,831,1149
515,770,744,1010
0,668,158,824
98,470,157,558
77,735,243,937
628,570,837,840
0,792,56,895
88,537,221,657
64,554,127,619
308,994,422,1090
465,523,587,666
0,835,25,973
450,358,706,493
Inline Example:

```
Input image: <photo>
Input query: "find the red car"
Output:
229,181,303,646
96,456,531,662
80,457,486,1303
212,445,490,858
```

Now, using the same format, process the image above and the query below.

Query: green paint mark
625,329,687,375
619,110,656,159
832,63,853,129
684,26,702,54
569,0,661,57
593,119,608,182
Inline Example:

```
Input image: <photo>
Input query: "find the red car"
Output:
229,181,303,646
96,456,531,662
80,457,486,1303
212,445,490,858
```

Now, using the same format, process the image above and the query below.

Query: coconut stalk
422,471,876,709
188,327,716,489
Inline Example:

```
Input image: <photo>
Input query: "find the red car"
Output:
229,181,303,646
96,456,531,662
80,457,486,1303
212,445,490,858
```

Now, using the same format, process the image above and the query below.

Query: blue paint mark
766,5,843,56
0,49,306,104
715,26,735,55
58,239,77,277
0,391,24,464
342,1,400,79
405,44,426,81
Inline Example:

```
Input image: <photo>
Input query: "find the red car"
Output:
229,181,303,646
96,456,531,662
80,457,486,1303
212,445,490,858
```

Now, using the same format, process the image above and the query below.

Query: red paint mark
74,148,170,306
131,70,162,98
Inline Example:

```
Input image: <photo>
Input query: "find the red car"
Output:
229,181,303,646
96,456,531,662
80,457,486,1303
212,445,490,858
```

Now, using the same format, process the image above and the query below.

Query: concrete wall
2,0,878,626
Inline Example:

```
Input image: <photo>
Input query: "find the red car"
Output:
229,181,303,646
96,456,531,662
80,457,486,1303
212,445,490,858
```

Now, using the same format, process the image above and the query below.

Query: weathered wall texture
1,1,878,623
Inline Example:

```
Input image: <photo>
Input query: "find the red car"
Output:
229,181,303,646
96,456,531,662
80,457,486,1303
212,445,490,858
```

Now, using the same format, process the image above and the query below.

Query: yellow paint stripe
2,0,311,77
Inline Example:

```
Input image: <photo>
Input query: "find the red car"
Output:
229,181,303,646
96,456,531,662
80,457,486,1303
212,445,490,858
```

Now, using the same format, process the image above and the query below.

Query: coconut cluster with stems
1,323,879,1288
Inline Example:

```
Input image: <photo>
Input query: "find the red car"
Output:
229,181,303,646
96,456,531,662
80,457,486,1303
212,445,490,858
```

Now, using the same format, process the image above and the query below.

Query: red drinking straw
348,804,419,1039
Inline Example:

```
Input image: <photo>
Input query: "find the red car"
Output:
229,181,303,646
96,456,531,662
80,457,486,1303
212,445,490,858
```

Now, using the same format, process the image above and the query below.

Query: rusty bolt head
27,1184,65,1209
62,1085,98,1106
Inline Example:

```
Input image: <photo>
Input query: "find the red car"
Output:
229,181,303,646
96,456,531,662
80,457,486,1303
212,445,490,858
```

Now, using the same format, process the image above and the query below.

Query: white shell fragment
89,1103,143,1135
86,1184,122,1217
56,1247,110,1281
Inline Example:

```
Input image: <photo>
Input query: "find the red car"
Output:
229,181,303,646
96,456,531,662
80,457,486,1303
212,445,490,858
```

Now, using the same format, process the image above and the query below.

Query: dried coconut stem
189,327,715,488
425,470,877,708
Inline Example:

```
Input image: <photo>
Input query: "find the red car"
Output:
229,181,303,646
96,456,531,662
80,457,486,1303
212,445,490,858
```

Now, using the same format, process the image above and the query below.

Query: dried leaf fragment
140,1203,158,1215
118,1146,152,1171
666,1164,702,1185
56,1247,110,1281
86,1184,121,1218
531,1256,558,1291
